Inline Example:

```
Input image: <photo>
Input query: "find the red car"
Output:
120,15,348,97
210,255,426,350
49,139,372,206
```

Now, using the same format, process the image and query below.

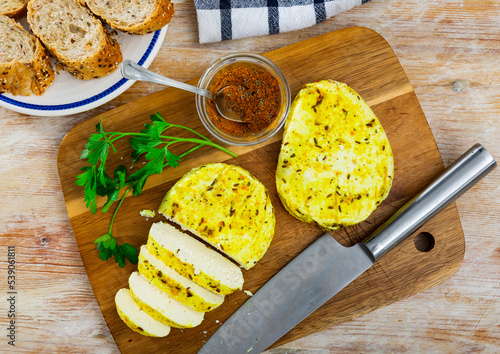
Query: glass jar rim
196,53,291,146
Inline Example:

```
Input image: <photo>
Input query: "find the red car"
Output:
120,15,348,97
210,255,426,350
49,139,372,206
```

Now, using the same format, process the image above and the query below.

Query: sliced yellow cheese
128,271,204,328
138,245,224,312
276,80,394,230
147,222,244,295
115,288,171,337
158,163,275,269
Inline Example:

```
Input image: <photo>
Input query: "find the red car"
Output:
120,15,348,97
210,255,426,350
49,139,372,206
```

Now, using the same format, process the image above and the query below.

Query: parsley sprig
76,112,237,267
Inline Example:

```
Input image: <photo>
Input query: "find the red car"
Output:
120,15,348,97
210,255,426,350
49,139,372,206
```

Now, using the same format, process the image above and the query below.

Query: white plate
0,21,168,117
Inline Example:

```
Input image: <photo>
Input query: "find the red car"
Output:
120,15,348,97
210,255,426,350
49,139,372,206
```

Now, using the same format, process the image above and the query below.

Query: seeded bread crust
27,0,123,80
80,0,174,35
0,15,54,96
0,0,28,18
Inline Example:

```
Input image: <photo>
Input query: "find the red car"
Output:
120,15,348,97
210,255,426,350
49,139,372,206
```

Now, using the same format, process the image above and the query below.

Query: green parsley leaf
165,149,181,168
119,243,139,265
96,240,112,261
129,134,162,162
95,233,138,268
76,166,98,214
129,147,180,195
77,112,238,269
97,165,127,213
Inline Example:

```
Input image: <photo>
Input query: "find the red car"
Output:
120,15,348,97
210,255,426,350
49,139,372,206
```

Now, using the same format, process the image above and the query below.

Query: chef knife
199,143,496,354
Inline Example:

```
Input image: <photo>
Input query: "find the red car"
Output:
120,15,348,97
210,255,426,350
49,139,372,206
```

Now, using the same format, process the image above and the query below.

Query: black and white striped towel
194,0,370,43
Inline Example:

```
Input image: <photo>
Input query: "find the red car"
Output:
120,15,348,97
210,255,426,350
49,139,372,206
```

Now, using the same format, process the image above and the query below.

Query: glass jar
196,53,291,146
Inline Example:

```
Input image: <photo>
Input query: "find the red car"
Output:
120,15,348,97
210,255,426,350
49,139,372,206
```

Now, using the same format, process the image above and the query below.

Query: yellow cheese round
276,80,394,230
159,163,275,269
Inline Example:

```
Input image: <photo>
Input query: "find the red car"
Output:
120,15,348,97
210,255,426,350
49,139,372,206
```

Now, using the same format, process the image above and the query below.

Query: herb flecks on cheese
159,163,275,270
276,80,394,230
115,288,171,337
129,271,204,329
147,222,244,295
138,245,224,312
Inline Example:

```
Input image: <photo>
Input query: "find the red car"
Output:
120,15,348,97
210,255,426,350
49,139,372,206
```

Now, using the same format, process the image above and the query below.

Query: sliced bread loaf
80,0,174,35
0,0,28,18
27,0,122,80
129,271,204,329
115,288,171,337
138,245,224,313
147,222,244,295
0,15,54,95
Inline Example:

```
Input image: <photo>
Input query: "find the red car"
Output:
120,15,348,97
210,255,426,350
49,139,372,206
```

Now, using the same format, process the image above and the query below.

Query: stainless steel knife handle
363,143,496,261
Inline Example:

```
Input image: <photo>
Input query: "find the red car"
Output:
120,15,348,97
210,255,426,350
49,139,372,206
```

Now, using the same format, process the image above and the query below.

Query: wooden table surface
1,0,499,352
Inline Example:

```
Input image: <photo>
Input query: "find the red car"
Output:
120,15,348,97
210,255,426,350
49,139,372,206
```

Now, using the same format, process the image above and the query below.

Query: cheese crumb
244,290,253,297
194,268,200,276
215,320,220,324
139,209,155,218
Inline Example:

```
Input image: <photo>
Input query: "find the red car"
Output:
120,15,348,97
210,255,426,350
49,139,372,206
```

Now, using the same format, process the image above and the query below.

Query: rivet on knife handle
363,143,497,261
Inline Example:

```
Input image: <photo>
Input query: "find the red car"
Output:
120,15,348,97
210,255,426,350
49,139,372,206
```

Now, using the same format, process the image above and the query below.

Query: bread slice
129,271,204,328
80,0,174,35
158,163,275,270
115,288,171,337
147,222,244,295
0,0,28,18
138,245,224,313
27,0,122,80
0,15,54,96
276,80,394,230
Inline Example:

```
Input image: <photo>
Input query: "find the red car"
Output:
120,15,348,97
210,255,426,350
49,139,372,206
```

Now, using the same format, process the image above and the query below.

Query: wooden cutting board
57,27,465,353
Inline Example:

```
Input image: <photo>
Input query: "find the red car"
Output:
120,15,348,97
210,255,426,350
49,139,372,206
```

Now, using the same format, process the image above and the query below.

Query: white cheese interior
129,271,204,327
115,288,171,337
150,222,244,290
140,245,224,306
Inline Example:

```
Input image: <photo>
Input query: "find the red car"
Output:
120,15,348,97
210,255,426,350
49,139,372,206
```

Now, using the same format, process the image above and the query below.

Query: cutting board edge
271,255,464,349
271,201,466,348
56,26,467,354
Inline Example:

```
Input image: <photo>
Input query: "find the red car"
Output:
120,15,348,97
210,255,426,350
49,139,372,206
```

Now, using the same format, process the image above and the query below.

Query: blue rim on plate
0,29,164,115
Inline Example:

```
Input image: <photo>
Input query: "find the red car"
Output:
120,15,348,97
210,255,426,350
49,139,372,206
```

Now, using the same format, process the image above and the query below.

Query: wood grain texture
56,27,465,354
1,0,499,353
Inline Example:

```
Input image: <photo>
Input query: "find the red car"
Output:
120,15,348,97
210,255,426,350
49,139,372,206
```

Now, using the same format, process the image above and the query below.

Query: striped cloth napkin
194,0,370,43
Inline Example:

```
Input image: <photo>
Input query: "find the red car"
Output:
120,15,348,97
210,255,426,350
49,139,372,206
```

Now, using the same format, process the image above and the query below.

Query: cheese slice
115,288,171,337
129,271,204,328
138,245,224,312
158,163,275,269
147,222,244,295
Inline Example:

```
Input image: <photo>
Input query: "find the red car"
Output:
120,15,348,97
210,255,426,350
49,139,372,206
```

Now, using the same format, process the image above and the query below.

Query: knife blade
199,143,496,354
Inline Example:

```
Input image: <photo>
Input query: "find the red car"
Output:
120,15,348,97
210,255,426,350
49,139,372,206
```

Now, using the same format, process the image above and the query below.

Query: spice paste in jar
206,63,281,136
